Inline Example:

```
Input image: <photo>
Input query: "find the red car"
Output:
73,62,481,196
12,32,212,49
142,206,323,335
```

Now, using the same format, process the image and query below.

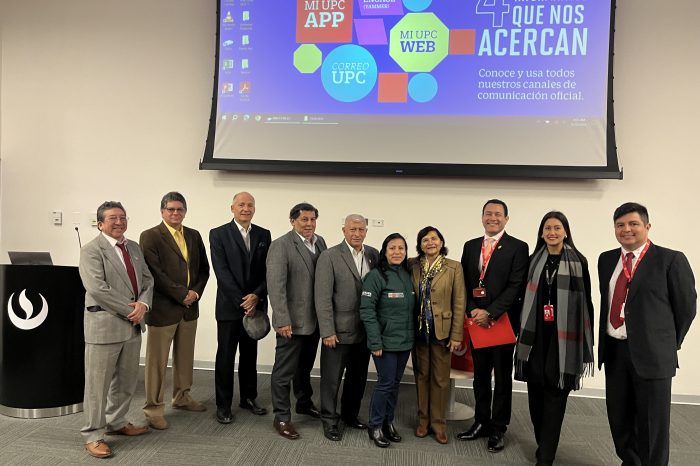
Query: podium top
8,252,53,266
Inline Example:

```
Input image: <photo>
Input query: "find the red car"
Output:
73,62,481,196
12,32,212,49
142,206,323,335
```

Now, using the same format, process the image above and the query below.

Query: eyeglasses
164,208,186,214
104,216,128,223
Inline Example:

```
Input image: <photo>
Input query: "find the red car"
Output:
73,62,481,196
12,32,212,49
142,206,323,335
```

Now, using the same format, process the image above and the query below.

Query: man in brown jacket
139,192,210,430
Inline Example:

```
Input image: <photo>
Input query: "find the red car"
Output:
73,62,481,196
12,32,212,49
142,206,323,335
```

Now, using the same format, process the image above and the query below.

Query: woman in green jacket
360,233,415,448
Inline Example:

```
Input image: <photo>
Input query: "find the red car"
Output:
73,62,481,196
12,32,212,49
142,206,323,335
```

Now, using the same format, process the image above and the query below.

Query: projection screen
201,0,621,179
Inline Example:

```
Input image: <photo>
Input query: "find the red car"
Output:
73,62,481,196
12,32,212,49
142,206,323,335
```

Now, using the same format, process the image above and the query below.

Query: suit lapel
291,231,315,274
483,232,508,280
626,243,655,302
99,235,135,293
229,220,250,259
339,243,361,281
159,223,185,263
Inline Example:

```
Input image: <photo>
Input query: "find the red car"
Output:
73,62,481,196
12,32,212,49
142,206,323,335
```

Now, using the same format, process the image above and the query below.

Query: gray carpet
1,368,699,465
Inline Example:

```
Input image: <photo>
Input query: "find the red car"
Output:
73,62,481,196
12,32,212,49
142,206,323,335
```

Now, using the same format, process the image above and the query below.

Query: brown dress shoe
106,423,149,436
435,431,449,444
273,419,300,440
415,424,429,438
173,398,207,412
85,440,112,458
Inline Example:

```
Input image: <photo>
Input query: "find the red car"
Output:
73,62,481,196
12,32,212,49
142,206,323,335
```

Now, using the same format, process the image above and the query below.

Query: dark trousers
320,342,370,427
527,381,570,464
270,327,320,422
604,336,672,466
214,319,258,409
471,342,515,432
368,350,410,429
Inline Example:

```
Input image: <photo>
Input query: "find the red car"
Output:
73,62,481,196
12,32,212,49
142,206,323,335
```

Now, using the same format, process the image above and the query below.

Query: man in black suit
209,192,272,424
457,199,529,452
598,202,696,466
314,214,379,441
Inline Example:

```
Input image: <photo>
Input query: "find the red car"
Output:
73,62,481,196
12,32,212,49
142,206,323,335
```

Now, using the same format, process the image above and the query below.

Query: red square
296,0,353,43
449,29,476,55
378,73,408,103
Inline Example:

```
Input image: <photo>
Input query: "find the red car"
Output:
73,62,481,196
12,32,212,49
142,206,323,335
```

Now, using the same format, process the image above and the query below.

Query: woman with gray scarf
515,211,594,466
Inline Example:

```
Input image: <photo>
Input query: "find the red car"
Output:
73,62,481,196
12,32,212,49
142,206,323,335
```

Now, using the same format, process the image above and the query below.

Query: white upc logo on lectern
7,289,49,330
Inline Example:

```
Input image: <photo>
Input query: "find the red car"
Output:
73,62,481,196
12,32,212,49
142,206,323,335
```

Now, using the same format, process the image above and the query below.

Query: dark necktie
610,252,634,329
116,242,139,298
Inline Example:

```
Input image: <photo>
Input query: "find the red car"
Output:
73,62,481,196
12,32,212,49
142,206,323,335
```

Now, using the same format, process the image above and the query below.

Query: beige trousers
143,318,197,417
413,341,452,433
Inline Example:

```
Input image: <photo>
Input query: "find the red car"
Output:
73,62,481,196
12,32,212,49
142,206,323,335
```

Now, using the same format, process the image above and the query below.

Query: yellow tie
173,230,190,286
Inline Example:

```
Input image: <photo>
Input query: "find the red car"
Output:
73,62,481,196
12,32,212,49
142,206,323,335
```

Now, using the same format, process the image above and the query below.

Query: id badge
543,304,555,322
472,287,487,298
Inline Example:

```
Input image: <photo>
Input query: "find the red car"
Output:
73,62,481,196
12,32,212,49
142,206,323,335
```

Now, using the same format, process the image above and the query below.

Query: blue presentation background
218,0,611,117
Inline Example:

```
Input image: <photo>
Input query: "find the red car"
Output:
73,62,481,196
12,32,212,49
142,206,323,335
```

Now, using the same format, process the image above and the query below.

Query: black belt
86,306,102,312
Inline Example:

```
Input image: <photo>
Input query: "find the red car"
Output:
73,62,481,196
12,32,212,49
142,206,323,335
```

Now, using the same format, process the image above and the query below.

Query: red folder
466,312,516,349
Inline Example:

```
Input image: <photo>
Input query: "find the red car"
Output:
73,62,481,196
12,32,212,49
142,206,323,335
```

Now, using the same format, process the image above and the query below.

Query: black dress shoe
368,427,390,448
382,423,402,443
295,404,321,418
239,398,267,416
456,422,489,440
216,407,233,424
323,424,342,441
487,431,505,452
342,417,368,430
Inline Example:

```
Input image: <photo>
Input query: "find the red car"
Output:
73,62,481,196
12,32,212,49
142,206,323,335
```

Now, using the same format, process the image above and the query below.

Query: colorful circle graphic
321,45,378,103
403,0,432,12
408,73,438,102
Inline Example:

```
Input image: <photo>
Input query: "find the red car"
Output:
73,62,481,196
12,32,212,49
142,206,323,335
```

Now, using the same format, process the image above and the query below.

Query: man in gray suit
267,202,327,440
315,214,379,441
78,201,154,459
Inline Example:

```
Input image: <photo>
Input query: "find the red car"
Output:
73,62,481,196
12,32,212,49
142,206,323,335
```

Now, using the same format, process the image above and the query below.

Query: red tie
116,242,139,299
610,252,634,329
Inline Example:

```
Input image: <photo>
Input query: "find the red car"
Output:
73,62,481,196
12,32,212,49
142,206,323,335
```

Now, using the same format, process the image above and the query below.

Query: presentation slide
203,0,619,178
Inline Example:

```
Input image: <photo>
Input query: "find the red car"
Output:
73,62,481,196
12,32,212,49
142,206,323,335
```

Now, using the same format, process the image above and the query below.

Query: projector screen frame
201,0,621,180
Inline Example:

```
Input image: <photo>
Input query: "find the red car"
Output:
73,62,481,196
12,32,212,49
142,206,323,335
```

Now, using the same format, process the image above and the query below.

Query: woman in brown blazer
409,226,466,444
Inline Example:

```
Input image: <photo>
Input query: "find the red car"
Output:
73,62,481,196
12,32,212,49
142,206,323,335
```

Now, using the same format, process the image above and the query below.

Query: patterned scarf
515,244,594,390
418,254,445,342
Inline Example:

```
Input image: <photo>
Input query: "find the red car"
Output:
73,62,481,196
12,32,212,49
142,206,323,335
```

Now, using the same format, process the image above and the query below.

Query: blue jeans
368,350,410,429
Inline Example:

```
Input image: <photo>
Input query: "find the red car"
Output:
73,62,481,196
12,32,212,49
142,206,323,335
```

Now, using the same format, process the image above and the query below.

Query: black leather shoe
382,423,402,443
215,407,233,424
368,427,390,448
456,422,489,440
487,431,505,452
342,417,368,430
296,404,321,418
323,424,342,441
239,398,267,416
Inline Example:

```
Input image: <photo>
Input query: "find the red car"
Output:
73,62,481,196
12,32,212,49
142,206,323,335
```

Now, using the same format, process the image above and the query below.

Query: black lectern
0,265,85,418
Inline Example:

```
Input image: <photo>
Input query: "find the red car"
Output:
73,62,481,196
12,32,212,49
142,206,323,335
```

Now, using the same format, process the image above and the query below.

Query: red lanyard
621,240,650,284
479,237,500,281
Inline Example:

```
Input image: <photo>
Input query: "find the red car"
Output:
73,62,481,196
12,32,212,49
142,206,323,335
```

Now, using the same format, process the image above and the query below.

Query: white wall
1,0,699,395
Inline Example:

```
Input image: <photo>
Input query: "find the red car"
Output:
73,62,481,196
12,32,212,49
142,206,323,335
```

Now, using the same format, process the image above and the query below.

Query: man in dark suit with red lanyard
210,192,272,424
598,202,696,466
457,199,528,453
